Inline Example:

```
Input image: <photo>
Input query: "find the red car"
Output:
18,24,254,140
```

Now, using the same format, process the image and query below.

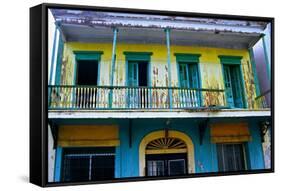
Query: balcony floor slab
48,109,271,119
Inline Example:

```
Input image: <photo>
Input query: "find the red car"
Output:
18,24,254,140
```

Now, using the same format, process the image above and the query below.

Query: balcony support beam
109,28,118,108
165,28,173,109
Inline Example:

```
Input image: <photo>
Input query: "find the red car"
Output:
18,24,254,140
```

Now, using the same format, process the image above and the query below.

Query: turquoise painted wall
247,120,265,169
53,118,265,181
116,118,265,177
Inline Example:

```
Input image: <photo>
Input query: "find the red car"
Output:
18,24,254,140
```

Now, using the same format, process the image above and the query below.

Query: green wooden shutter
128,62,139,86
188,64,200,105
188,64,199,88
231,67,243,108
179,63,189,88
127,61,139,108
223,66,235,108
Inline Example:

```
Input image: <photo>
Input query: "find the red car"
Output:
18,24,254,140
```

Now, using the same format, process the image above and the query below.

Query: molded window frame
73,51,104,86
123,52,153,87
216,142,248,172
174,53,202,88
219,55,247,108
174,53,202,106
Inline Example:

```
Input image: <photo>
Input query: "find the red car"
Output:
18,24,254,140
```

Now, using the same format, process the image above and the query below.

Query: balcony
48,85,226,110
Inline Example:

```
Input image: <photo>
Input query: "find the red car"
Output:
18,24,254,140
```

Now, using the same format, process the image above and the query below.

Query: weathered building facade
47,9,271,182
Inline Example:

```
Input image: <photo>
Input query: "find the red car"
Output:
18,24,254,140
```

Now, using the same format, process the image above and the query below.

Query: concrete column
165,28,173,109
109,28,118,108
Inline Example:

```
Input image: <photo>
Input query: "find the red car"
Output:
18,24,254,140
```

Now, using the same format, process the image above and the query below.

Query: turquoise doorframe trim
73,51,104,85
55,34,64,85
49,27,58,85
175,53,202,106
74,51,104,60
165,28,173,109
262,36,271,81
219,55,247,108
249,48,261,96
123,52,153,61
174,53,202,63
54,147,63,182
109,28,118,108
218,55,243,65
124,51,153,108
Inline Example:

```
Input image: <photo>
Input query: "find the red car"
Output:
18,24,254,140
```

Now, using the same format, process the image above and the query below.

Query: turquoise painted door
188,64,199,89
127,61,139,107
179,63,189,88
128,61,139,86
188,64,200,106
231,67,244,108
223,65,235,108
178,63,200,107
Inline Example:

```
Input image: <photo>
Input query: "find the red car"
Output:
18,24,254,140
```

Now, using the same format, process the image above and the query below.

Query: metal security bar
48,85,226,110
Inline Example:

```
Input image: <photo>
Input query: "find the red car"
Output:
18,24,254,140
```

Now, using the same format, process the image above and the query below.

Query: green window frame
175,53,202,106
123,52,153,87
73,51,103,85
219,55,247,108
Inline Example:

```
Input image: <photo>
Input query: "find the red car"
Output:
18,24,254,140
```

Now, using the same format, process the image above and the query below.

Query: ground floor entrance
146,153,187,176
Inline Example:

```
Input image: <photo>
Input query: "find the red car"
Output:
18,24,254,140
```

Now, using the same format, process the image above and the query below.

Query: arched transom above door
146,137,187,154
139,130,195,176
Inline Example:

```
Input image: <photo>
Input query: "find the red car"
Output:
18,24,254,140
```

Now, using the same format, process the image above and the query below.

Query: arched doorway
139,130,195,176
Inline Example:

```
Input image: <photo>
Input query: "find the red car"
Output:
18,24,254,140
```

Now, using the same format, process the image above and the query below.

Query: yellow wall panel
60,42,257,108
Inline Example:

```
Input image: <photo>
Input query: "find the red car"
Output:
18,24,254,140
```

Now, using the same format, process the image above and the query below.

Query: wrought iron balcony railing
48,85,226,110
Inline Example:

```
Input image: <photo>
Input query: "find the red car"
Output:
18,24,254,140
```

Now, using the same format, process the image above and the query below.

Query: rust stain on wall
201,66,224,107
241,59,256,109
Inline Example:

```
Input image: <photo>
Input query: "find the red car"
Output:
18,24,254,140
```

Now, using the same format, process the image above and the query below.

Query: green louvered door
128,61,139,86
128,61,139,107
223,65,235,108
223,65,244,108
179,63,189,88
231,66,244,108
178,63,200,107
188,64,200,106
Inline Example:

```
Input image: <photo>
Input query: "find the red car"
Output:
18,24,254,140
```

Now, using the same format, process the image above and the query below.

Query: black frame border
29,3,274,187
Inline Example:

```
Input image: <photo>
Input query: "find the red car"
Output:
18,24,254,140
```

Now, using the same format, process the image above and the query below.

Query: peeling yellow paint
60,42,257,108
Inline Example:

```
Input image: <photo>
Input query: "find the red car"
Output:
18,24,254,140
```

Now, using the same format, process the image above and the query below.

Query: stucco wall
58,42,258,109
52,118,265,181
117,118,264,177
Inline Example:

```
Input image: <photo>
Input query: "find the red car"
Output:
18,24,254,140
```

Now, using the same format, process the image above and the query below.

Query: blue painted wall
118,119,214,177
116,118,265,177
53,117,265,180
247,119,265,169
